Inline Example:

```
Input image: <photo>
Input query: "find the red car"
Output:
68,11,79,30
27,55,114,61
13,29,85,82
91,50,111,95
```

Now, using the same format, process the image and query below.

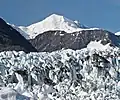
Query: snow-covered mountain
13,14,99,39
1,16,120,53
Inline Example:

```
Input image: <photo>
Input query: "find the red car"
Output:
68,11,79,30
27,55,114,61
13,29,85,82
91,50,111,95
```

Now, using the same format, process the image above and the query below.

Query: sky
0,0,120,32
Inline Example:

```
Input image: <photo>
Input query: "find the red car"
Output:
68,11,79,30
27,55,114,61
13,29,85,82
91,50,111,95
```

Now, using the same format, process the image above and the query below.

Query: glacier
0,46,120,99
0,87,31,100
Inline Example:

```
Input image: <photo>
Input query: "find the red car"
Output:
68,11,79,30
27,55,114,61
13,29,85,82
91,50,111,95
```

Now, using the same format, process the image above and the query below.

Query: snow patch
115,31,120,36
87,40,111,51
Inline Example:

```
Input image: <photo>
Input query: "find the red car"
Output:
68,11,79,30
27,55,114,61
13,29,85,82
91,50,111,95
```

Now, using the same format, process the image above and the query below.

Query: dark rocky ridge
117,35,120,40
0,17,120,53
0,18,37,52
30,30,120,52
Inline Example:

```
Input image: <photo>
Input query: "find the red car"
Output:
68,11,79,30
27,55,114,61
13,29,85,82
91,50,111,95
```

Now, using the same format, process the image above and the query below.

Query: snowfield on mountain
12,14,100,39
0,46,120,100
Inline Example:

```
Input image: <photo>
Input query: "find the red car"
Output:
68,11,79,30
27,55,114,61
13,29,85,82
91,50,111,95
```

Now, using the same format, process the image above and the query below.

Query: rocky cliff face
0,18,37,52
30,30,120,52
117,35,120,40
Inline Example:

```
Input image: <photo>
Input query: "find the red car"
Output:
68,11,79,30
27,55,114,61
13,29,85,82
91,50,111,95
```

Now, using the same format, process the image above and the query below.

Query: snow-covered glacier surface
0,47,120,100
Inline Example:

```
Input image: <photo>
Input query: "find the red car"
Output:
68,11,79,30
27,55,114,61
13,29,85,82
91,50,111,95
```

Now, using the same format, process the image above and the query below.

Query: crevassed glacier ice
0,47,120,100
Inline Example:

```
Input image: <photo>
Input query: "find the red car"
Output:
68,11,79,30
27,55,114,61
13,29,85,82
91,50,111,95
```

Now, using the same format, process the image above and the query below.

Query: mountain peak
12,14,100,39
17,14,82,39
41,13,64,23
27,13,80,31
47,13,64,18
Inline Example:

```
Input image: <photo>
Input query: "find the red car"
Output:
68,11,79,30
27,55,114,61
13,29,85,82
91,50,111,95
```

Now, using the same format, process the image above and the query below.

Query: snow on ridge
87,40,112,51
11,24,30,39
14,14,100,39
115,31,120,36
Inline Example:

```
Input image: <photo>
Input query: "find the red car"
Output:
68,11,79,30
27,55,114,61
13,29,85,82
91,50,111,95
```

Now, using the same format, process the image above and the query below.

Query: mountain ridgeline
0,14,120,52
0,18,37,52
29,30,120,52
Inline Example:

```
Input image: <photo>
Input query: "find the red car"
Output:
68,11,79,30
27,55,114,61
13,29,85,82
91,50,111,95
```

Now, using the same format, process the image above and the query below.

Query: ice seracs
12,14,100,39
0,87,31,100
0,47,120,99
